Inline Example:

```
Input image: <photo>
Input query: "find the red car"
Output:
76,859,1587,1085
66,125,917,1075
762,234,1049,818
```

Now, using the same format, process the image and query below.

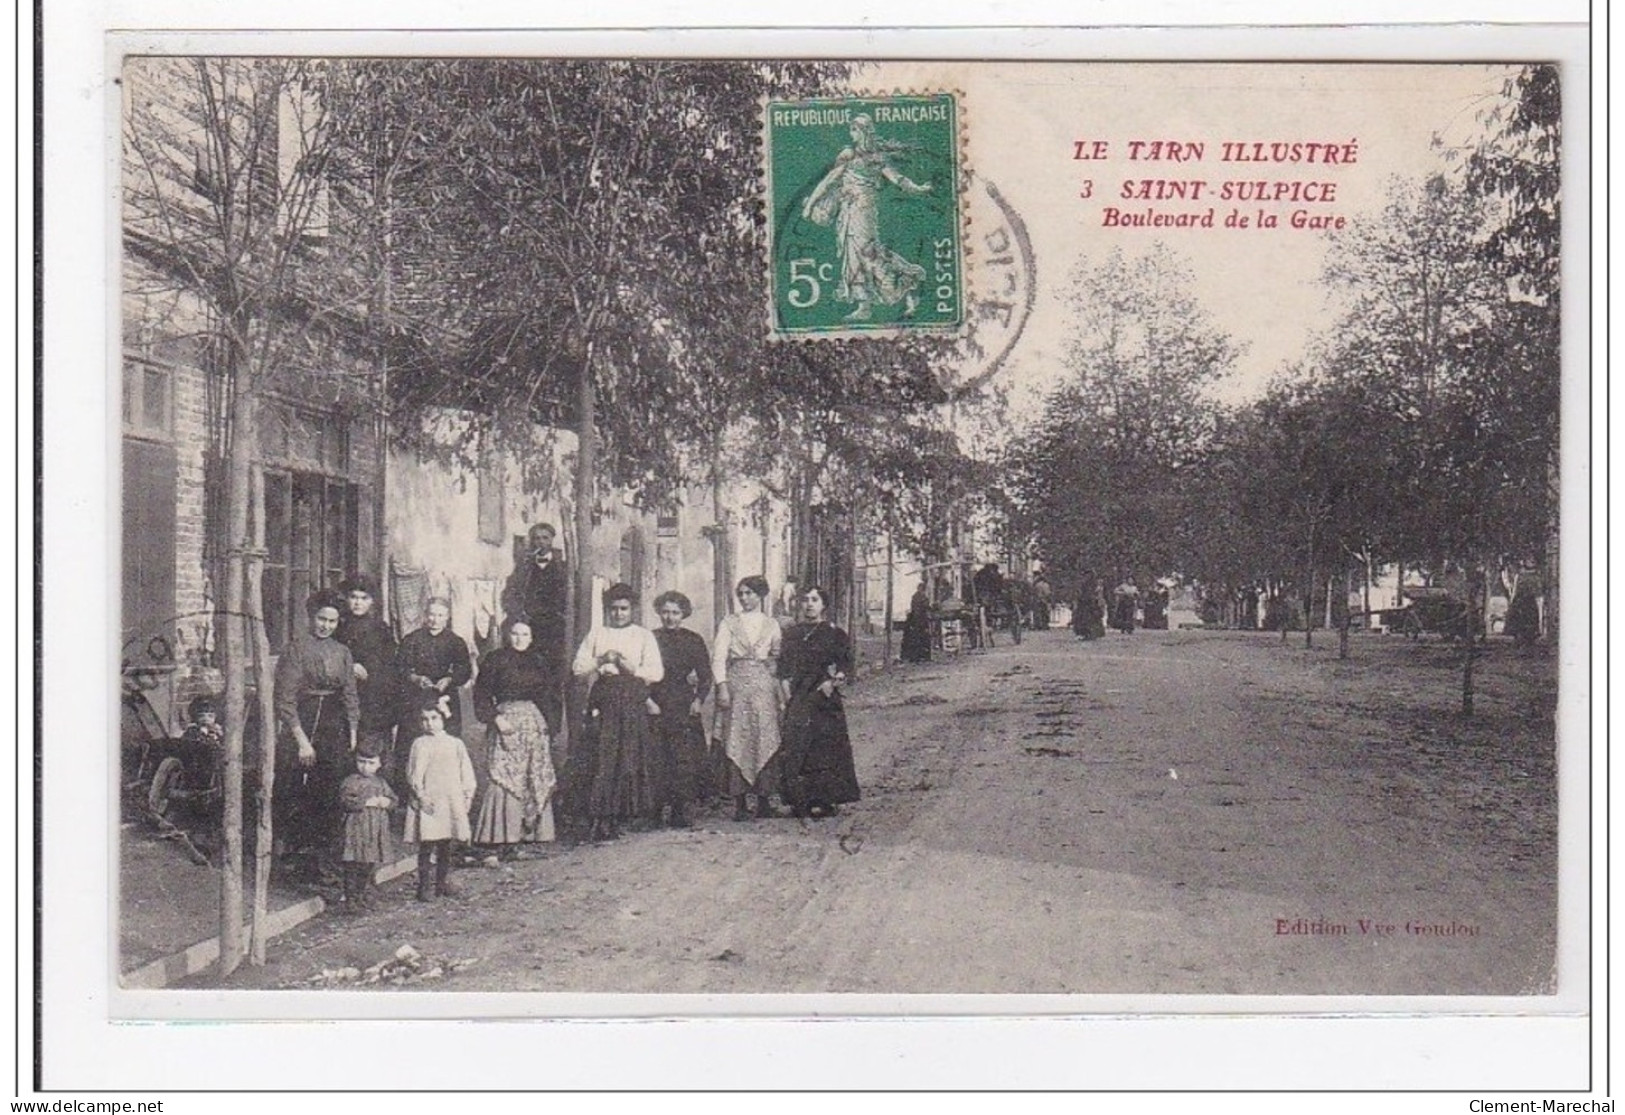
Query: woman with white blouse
712,575,784,821
572,582,664,841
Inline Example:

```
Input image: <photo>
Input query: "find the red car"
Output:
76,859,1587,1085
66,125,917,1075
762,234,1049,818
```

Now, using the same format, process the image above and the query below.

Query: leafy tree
1316,156,1557,709
1464,63,1563,639
341,60,880,638
1319,173,1502,571
1009,245,1238,584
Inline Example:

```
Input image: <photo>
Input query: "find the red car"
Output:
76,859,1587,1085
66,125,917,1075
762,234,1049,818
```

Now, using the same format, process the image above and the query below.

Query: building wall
121,263,217,730
121,58,389,732
383,419,789,657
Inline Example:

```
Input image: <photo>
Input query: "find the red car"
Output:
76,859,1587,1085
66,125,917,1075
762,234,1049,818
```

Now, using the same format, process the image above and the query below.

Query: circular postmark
946,172,1038,397
119,609,265,702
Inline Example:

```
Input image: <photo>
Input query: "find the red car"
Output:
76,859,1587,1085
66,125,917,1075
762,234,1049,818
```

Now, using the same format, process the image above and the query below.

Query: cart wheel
148,757,186,818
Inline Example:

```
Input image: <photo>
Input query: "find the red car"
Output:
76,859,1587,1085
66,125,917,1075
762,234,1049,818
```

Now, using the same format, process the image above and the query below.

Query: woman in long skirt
472,618,558,857
712,575,783,821
649,591,713,828
273,588,360,886
899,583,932,664
778,585,861,818
572,582,664,841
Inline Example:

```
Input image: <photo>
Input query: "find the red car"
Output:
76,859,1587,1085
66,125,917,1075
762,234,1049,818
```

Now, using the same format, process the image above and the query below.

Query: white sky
864,61,1516,411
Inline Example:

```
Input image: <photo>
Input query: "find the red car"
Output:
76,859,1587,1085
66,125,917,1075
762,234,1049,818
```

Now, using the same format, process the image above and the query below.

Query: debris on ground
303,944,480,987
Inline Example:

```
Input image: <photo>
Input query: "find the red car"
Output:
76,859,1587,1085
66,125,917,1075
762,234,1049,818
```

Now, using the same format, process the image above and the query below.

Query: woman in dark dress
273,588,360,884
648,590,714,828
899,583,932,664
1505,570,1542,647
1112,581,1139,635
777,585,860,819
472,618,558,856
1073,572,1106,641
395,596,473,744
336,573,400,789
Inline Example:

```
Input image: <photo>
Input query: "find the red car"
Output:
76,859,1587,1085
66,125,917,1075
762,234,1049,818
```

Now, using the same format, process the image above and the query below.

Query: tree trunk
710,460,732,630
218,373,257,977
883,534,895,669
1544,456,1559,642
847,501,860,672
570,344,596,799
1461,566,1479,718
1303,528,1314,649
1339,566,1352,660
1363,549,1374,631
573,343,599,640
247,465,277,965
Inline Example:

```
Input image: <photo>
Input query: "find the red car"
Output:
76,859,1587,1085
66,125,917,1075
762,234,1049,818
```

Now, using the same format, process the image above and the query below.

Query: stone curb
119,854,419,989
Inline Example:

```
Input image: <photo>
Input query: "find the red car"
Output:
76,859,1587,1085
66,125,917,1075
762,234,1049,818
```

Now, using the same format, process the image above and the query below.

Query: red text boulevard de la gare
1071,138,1360,231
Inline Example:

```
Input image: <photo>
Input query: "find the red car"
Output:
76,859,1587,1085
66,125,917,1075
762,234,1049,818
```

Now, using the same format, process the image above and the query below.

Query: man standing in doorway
502,523,570,721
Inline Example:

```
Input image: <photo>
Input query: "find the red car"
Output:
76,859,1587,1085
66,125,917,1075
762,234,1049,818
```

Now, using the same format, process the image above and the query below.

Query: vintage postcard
36,12,1593,1093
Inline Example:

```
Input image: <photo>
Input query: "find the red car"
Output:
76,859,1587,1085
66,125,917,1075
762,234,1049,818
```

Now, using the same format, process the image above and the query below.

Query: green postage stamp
765,93,964,338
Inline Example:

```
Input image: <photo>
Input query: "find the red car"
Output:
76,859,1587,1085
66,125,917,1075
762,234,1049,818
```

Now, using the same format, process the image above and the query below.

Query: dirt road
215,629,1558,995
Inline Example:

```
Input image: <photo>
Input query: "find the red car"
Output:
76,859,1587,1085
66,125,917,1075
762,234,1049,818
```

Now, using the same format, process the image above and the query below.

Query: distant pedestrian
1506,571,1542,647
972,563,1006,617
337,741,397,914
648,590,713,829
1143,585,1169,630
404,697,476,902
1112,581,1138,635
1073,573,1105,641
1032,574,1053,629
899,583,932,664
572,582,664,842
713,575,784,821
778,585,861,819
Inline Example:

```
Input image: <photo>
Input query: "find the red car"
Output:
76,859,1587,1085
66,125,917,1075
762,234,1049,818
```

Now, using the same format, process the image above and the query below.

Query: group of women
574,575,861,839
270,572,861,885
271,579,494,883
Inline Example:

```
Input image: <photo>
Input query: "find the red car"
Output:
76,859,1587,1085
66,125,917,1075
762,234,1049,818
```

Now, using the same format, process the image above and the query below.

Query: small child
403,695,476,902
337,740,397,913
181,695,224,748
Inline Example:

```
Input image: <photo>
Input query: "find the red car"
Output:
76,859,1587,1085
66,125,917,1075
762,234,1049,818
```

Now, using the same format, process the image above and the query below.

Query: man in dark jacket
502,521,570,690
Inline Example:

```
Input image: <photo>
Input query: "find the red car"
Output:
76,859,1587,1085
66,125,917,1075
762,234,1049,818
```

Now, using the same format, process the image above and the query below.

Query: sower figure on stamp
801,113,932,322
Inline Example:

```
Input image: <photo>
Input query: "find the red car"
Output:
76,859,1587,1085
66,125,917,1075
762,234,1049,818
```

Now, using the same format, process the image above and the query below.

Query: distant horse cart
1364,586,1483,641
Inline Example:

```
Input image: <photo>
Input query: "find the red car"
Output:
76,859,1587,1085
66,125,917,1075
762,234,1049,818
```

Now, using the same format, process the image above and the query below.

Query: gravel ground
168,628,1558,996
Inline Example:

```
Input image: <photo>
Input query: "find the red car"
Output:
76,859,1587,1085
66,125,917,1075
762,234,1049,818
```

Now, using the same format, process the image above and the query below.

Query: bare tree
123,57,380,970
